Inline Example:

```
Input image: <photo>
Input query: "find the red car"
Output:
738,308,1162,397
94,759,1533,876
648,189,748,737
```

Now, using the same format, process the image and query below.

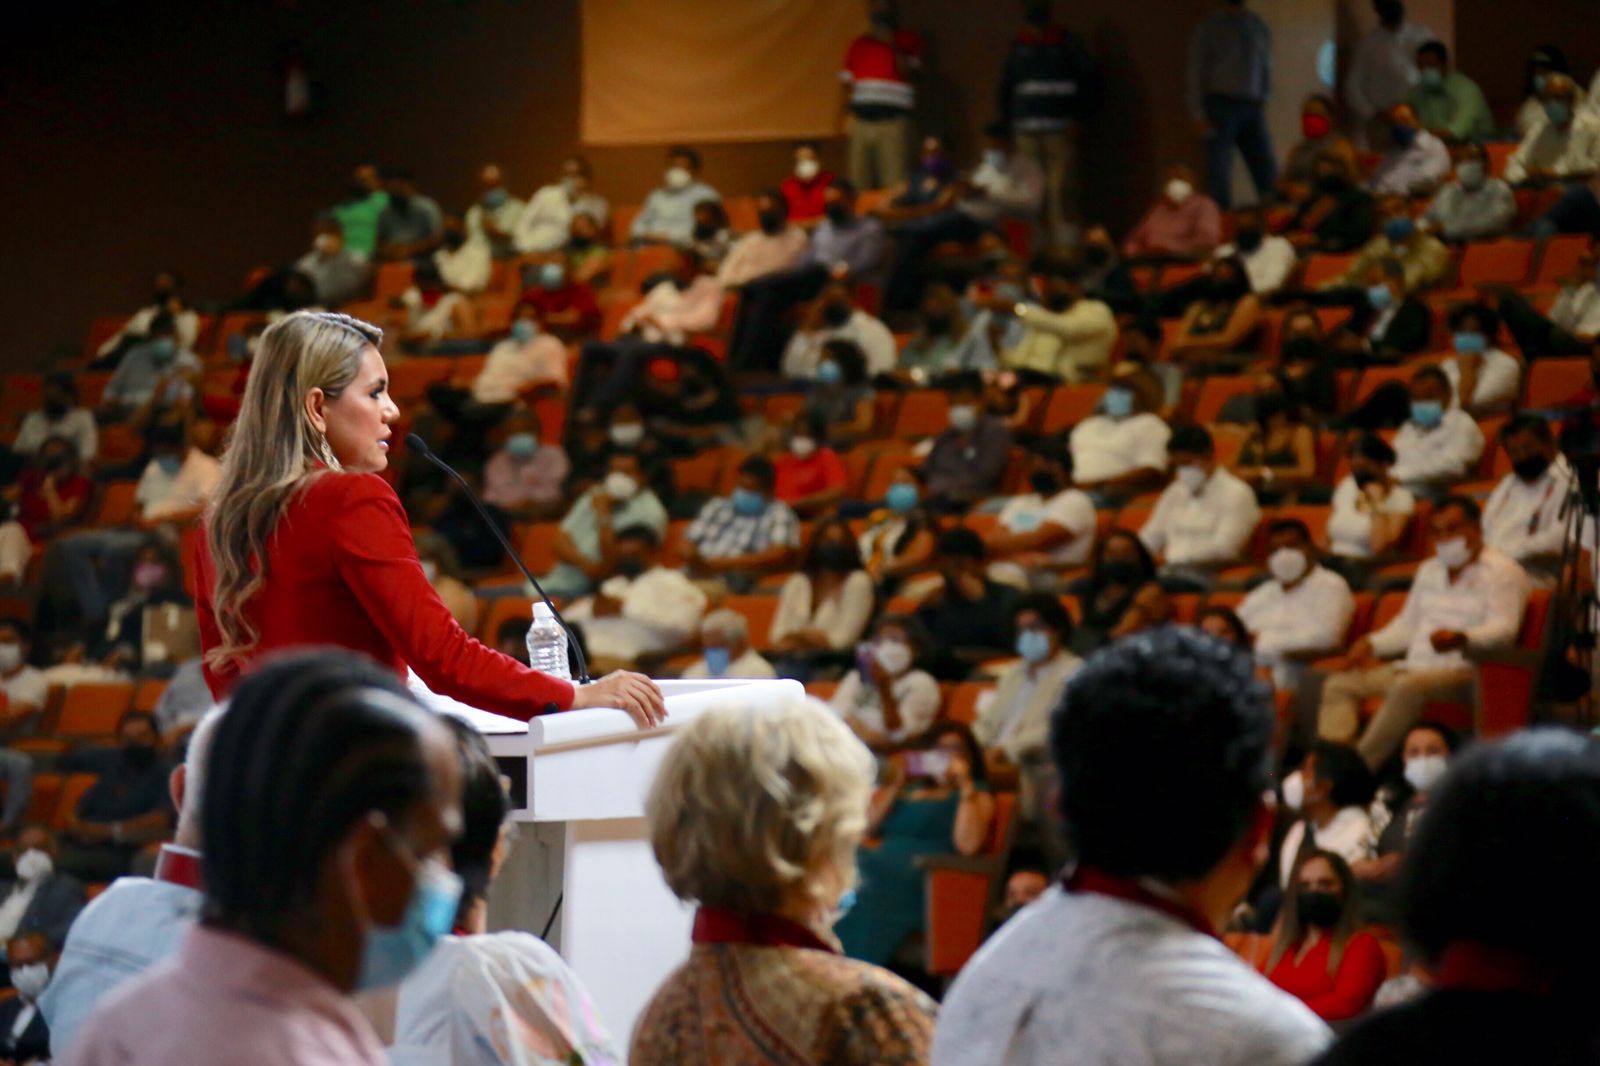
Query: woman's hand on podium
572,670,668,729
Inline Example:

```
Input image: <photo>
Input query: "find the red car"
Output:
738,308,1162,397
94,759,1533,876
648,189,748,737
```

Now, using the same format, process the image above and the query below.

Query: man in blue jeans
1188,0,1278,208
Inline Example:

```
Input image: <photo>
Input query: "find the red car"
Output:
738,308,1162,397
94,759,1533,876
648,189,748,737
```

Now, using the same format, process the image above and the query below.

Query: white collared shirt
997,488,1098,565
1140,466,1261,567
1440,349,1521,414
1369,129,1452,195
1550,282,1600,338
1328,475,1415,559
1238,565,1355,669
1369,547,1530,671
1391,410,1484,488
1279,806,1375,886
1214,235,1297,294
1483,455,1577,562
1070,414,1171,485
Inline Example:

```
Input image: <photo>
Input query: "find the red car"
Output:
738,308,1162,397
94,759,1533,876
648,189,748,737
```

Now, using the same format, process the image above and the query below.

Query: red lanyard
153,845,203,891
1062,865,1217,939
692,907,838,954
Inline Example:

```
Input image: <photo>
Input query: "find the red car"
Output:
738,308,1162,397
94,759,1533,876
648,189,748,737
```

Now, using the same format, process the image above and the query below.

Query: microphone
405,433,591,683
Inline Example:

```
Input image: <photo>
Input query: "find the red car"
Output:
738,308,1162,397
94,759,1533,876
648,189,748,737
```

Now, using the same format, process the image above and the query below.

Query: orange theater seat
921,792,1018,976
478,596,535,643
1525,358,1588,409
1530,234,1593,293
517,523,559,577
1455,238,1535,291
892,390,952,438
723,595,783,652
53,773,100,830
1038,384,1105,434
1302,253,1357,289
373,261,415,301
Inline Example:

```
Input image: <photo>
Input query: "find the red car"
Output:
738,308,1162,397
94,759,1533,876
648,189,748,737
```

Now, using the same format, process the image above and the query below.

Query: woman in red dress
1264,848,1388,1022
192,310,663,727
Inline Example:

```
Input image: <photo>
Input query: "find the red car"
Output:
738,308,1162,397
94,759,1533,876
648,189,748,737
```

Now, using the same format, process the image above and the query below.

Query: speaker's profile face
324,345,399,473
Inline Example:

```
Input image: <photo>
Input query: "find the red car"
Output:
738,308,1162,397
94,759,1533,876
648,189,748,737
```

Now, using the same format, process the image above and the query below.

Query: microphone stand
405,433,591,684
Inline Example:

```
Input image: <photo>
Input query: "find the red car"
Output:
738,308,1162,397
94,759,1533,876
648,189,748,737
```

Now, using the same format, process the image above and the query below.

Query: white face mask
1281,769,1305,812
610,423,645,448
10,963,49,1002
1404,753,1449,793
1267,547,1309,585
1434,535,1472,570
874,639,913,677
14,848,52,884
795,158,821,181
0,642,20,673
1175,464,1208,495
419,560,439,584
313,233,339,255
664,166,692,190
604,472,639,500
791,436,817,459
1166,178,1194,204
948,404,978,432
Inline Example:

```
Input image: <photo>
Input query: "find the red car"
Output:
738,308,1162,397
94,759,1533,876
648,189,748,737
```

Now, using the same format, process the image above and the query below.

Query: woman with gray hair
631,697,936,1064
190,310,663,728
679,608,776,680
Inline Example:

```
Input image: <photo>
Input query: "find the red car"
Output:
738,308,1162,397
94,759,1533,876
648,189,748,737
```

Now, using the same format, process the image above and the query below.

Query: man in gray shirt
376,168,444,262
933,627,1330,1066
1188,0,1277,209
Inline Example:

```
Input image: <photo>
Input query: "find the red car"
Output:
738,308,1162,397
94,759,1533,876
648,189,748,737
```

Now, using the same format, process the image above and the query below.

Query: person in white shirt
0,619,48,724
1439,302,1521,417
14,373,97,464
564,524,709,674
1505,74,1600,185
831,614,942,749
1368,103,1450,197
1513,47,1586,137
1069,364,1171,496
1390,365,1484,493
1212,205,1296,295
971,594,1081,832
1140,424,1262,580
1493,245,1600,358
401,218,491,343
1343,0,1436,139
618,251,726,347
1319,495,1530,768
932,627,1331,1066
990,437,1098,583
463,163,524,259
1421,142,1516,242
136,437,222,526
1328,434,1416,565
92,270,200,365
768,519,876,669
679,609,777,681
780,283,898,378
1482,415,1577,580
514,155,610,255
630,145,722,247
1277,742,1375,887
470,303,568,404
1239,519,1356,692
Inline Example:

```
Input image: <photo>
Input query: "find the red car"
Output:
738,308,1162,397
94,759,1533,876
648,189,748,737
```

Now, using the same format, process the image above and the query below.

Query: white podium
408,676,804,1045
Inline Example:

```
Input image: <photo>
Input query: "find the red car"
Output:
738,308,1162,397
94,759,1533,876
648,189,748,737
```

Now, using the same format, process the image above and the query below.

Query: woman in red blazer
1264,849,1388,1022
192,310,663,727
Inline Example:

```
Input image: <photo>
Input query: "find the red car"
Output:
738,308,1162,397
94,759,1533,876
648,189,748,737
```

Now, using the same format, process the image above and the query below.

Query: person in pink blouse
1122,163,1223,261
61,651,465,1066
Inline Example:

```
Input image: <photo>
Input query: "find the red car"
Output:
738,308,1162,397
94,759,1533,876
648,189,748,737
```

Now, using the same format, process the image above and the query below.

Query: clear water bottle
525,601,571,681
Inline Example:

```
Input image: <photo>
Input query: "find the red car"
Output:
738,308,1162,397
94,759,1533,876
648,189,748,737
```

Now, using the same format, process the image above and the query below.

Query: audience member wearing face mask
54,711,173,884
1002,268,1117,384
1320,195,1449,302
1237,519,1356,693
1264,850,1387,1022
0,437,93,585
539,451,668,601
514,155,610,256
684,456,802,593
13,373,98,467
1318,496,1529,770
1389,365,1485,492
1140,424,1262,586
1481,415,1577,579
61,651,463,1066
834,722,996,967
1276,742,1377,891
462,162,525,260
919,372,1015,510
780,283,898,379
1408,40,1493,143
1285,152,1375,254
1342,0,1434,135
91,270,201,369
1420,142,1515,242
1122,164,1222,261
563,524,707,673
375,169,445,263
1169,256,1262,367
99,313,201,417
769,519,874,681
629,146,721,246
855,468,939,589
1327,433,1416,569
680,608,777,681
516,257,600,341
779,143,834,224
1367,103,1450,198
896,282,999,381
1069,364,1172,497
1438,302,1521,417
92,539,190,675
1505,73,1600,186
912,528,1023,680
0,929,57,1061
1350,722,1457,923
715,189,809,290
0,826,85,952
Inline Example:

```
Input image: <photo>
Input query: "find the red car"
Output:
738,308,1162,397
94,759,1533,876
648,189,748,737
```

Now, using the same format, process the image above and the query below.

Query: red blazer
191,471,573,718
1265,929,1387,1021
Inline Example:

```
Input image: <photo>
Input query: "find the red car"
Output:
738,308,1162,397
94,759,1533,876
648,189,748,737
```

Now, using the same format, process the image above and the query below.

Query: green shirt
1410,71,1494,142
331,190,390,257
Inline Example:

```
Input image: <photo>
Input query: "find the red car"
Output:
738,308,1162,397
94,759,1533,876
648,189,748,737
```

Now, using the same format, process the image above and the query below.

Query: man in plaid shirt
686,455,801,591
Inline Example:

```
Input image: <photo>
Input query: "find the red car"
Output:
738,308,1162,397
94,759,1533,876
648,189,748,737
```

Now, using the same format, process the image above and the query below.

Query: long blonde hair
204,311,382,671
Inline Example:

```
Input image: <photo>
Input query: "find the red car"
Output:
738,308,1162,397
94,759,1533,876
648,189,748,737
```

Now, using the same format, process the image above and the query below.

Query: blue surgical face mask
816,360,843,385
483,187,510,209
1383,216,1415,243
505,432,537,459
1545,100,1573,127
1016,628,1052,664
147,337,178,362
356,854,463,992
155,454,183,476
702,646,731,677
538,262,566,290
1419,67,1444,90
1533,72,1550,94
731,487,766,517
1102,386,1134,419
1410,399,1444,428
1453,330,1487,355
885,482,919,514
982,149,1007,170
511,319,537,343
1367,283,1394,310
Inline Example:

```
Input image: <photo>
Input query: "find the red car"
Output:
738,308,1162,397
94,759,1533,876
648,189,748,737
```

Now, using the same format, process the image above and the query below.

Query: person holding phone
835,723,996,966
829,615,941,751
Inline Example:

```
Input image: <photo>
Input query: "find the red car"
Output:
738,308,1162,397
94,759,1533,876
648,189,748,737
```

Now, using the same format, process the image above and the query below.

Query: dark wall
2,0,1214,369
1454,0,1600,113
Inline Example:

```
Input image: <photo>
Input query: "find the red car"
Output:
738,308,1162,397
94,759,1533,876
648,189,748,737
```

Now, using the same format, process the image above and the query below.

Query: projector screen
581,0,864,146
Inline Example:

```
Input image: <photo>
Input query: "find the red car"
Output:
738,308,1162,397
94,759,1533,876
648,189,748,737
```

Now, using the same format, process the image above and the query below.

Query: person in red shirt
779,143,834,226
520,259,601,341
191,309,662,728
1264,849,1388,1022
0,436,93,584
771,414,848,517
838,0,925,189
